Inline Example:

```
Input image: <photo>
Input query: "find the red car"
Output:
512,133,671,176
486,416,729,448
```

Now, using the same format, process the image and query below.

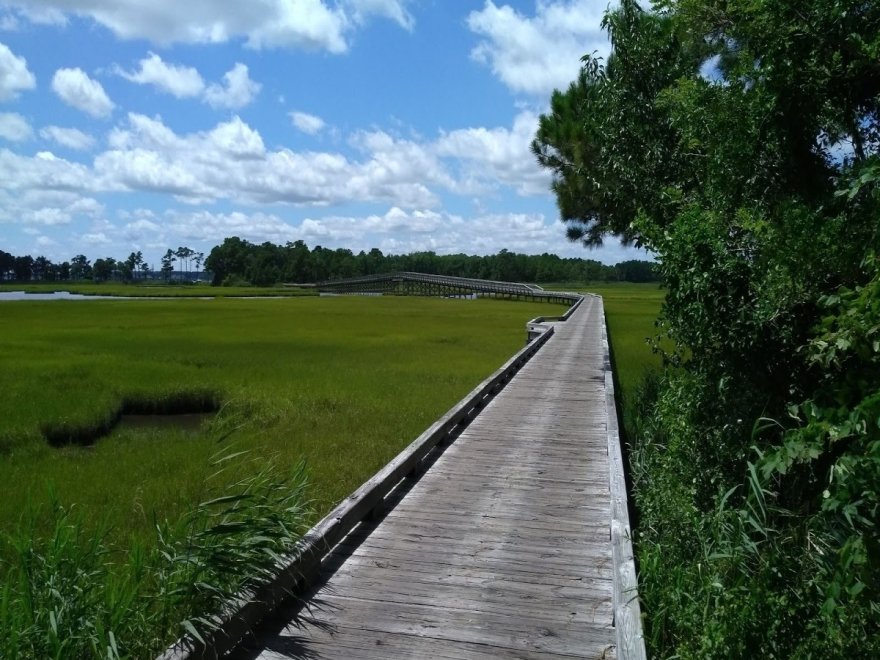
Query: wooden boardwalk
234,296,622,659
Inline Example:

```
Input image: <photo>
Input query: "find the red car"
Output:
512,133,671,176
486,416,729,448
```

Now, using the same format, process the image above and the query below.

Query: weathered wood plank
323,561,611,594
242,622,609,660
276,594,615,657
305,580,610,626
376,511,611,537
326,545,613,581
332,539,611,572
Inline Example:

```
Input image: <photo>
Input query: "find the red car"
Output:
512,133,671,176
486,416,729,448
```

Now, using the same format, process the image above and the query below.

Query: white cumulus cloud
157,206,578,258
0,41,35,101
0,111,32,141
204,63,260,109
51,68,114,118
468,0,608,97
290,111,326,135
0,109,565,262
26,206,70,225
11,4,65,26
290,207,577,257
82,231,112,245
436,110,550,195
117,52,205,98
206,116,266,159
39,125,96,150
96,113,444,207
2,0,415,52
0,14,20,31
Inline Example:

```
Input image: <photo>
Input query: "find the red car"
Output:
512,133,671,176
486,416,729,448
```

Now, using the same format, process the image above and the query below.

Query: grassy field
587,284,665,399
0,296,564,544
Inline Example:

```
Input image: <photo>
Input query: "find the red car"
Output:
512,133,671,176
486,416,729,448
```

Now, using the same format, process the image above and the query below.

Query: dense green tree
0,250,14,280
70,255,91,281
613,259,656,283
205,237,250,285
160,249,176,282
12,255,33,281
125,251,144,280
92,258,116,282
31,256,51,281
193,251,205,276
205,237,656,286
175,246,195,280
534,0,879,655
532,2,702,246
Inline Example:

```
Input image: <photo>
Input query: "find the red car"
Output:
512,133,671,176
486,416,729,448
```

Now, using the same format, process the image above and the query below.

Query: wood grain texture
233,295,639,660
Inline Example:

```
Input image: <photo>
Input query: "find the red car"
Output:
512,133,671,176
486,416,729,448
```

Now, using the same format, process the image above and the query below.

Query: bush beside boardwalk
533,1,880,655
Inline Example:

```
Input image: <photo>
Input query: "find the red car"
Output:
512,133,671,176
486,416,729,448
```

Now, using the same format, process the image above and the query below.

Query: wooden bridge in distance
314,271,581,306
161,285,644,660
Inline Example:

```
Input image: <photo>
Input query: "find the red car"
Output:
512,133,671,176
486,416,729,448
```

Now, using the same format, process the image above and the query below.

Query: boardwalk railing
316,271,580,305
158,303,572,660
526,291,584,341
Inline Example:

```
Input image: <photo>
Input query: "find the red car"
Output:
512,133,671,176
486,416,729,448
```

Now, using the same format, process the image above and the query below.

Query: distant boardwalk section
315,271,580,305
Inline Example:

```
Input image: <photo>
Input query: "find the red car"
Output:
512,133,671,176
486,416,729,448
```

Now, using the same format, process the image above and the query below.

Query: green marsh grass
1,295,566,656
0,296,563,543
1,450,312,659
586,283,665,398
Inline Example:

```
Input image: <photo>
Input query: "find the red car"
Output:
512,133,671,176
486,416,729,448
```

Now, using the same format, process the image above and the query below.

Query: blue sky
0,0,645,268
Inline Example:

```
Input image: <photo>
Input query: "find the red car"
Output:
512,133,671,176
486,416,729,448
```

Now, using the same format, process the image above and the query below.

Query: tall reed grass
0,450,311,659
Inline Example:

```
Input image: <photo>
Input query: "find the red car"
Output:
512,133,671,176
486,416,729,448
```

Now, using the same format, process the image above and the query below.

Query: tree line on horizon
203,237,657,285
0,248,206,283
0,240,658,285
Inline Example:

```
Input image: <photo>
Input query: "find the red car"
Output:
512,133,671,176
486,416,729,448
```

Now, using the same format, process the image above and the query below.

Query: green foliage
0,452,311,659
760,255,880,617
536,0,880,655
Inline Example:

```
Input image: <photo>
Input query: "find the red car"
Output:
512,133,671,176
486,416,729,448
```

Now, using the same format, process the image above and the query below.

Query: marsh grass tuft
0,449,311,659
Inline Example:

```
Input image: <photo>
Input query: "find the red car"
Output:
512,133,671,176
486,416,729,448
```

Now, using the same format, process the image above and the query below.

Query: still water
0,291,134,301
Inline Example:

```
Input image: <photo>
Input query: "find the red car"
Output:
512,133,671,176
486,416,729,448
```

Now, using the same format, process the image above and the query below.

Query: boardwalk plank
275,594,614,657
248,623,612,660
